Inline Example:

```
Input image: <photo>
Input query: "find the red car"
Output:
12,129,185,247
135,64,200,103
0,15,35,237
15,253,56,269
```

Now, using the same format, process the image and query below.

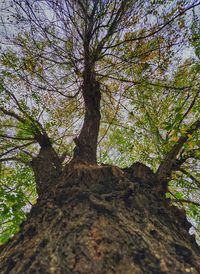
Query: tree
0,0,200,273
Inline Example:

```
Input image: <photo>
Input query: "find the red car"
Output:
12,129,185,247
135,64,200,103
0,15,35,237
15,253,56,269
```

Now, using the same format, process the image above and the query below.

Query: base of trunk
0,164,199,273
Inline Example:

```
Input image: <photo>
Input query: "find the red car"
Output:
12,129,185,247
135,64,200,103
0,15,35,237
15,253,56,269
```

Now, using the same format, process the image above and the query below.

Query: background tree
0,0,200,273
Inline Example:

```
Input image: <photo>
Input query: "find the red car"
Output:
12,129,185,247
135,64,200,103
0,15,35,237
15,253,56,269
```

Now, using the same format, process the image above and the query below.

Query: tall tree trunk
73,69,101,164
0,163,199,274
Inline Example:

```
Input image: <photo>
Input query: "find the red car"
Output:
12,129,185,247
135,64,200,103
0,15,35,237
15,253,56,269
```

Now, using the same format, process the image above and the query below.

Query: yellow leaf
187,134,193,139
188,141,194,149
180,128,187,134
171,136,179,142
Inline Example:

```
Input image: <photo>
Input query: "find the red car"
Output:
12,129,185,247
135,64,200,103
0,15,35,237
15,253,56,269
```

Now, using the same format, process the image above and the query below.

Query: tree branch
171,198,200,207
179,168,200,187
0,134,34,141
173,149,200,169
0,157,30,165
0,141,36,159
106,2,200,49
0,106,26,124
156,120,200,182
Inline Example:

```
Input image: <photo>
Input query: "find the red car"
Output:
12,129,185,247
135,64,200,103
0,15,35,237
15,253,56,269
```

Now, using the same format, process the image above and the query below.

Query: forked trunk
0,163,199,274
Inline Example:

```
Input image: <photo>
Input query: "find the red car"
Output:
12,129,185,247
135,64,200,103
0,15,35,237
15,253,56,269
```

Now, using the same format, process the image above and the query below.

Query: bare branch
0,141,36,159
106,2,200,49
171,198,200,207
0,134,34,141
179,168,200,187
0,157,30,165
0,106,26,124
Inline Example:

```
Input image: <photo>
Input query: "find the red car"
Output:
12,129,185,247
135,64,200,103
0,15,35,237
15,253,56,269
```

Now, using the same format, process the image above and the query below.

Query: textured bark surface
73,71,101,164
0,163,199,274
30,144,62,197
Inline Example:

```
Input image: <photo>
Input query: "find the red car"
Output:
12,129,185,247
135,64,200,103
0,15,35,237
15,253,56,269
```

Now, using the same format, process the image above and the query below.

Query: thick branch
156,120,200,182
179,168,200,187
172,149,200,170
0,107,26,124
0,106,53,149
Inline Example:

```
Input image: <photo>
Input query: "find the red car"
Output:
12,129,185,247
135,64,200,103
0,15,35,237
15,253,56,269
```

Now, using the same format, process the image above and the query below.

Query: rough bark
73,70,101,164
0,163,199,274
30,133,62,195
31,146,62,195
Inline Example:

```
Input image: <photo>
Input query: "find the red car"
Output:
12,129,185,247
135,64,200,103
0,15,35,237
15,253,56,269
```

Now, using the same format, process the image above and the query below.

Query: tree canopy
0,0,200,244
